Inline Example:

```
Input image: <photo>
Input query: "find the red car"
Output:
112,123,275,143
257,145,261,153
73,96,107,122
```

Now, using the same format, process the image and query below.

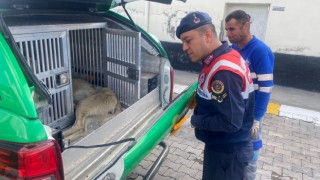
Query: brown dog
63,80,121,144
72,79,97,105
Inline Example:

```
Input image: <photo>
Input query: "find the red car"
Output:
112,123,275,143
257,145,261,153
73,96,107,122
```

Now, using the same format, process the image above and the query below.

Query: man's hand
251,120,260,137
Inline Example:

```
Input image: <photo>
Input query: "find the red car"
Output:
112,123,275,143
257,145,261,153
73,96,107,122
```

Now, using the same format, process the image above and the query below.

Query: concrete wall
113,0,320,57
112,0,320,92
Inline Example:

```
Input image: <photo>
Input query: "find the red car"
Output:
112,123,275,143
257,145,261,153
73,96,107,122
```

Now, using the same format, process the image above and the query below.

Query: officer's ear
204,28,214,43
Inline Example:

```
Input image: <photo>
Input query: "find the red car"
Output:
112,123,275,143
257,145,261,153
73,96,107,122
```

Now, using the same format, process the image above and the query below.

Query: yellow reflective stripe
257,74,273,81
254,84,259,90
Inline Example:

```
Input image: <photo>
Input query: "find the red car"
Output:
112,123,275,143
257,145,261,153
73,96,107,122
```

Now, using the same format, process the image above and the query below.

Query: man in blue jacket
176,11,255,179
225,10,275,180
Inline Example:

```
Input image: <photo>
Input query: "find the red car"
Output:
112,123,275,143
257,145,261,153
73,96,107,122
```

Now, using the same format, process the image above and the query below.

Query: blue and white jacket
232,36,275,150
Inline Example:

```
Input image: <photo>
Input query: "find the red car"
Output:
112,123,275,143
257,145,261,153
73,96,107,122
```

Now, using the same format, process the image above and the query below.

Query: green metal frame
121,82,197,178
0,33,47,143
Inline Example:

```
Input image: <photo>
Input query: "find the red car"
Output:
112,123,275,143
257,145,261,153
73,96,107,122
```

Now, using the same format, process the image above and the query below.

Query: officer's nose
182,42,188,52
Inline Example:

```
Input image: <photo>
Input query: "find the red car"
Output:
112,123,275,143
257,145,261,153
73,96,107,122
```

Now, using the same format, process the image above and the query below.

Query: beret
176,11,212,39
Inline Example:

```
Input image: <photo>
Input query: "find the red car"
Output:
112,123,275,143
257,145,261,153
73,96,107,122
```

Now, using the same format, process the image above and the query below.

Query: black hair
225,10,251,24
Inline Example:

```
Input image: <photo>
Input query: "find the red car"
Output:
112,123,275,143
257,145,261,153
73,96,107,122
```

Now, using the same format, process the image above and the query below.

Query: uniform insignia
198,72,205,87
212,93,228,103
211,80,224,94
193,14,200,23
204,54,214,65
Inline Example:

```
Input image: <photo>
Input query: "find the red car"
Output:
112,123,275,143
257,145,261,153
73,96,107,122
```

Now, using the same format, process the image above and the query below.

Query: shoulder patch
211,80,224,94
204,54,214,65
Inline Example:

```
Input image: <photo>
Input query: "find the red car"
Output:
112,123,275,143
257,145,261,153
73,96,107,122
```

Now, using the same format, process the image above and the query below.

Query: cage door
13,31,73,129
103,29,141,107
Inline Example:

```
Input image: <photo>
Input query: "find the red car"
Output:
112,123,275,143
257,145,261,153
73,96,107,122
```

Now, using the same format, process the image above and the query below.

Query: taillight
169,67,174,102
0,139,64,180
160,59,174,107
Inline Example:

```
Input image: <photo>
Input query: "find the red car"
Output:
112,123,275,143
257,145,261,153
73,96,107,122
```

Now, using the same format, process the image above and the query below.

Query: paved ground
128,70,320,180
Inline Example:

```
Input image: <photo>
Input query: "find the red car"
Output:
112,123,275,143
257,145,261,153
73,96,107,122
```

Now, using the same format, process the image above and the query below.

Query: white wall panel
112,0,320,57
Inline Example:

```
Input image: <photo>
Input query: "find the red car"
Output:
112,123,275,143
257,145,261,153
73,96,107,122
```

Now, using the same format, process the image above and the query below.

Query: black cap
176,11,212,39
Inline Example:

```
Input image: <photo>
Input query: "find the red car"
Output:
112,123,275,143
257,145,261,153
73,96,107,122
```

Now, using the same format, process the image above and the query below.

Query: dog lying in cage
72,78,100,105
63,79,121,144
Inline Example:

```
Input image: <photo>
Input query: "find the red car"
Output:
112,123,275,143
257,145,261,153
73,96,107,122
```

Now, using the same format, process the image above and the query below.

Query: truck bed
62,87,163,179
62,81,196,179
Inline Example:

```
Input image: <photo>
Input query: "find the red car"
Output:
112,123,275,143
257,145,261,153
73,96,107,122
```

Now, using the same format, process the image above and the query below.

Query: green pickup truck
0,0,196,179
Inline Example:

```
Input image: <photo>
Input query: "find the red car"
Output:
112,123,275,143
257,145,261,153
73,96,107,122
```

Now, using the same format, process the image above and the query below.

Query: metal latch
55,72,70,88
127,68,139,80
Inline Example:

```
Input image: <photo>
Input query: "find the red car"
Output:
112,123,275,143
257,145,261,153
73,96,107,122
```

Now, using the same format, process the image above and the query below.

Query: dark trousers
202,143,253,180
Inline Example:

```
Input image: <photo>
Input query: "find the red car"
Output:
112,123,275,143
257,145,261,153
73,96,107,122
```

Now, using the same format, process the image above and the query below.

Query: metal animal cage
10,22,142,129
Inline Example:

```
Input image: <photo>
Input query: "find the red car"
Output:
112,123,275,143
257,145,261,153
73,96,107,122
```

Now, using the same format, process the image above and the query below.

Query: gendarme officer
176,11,255,179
